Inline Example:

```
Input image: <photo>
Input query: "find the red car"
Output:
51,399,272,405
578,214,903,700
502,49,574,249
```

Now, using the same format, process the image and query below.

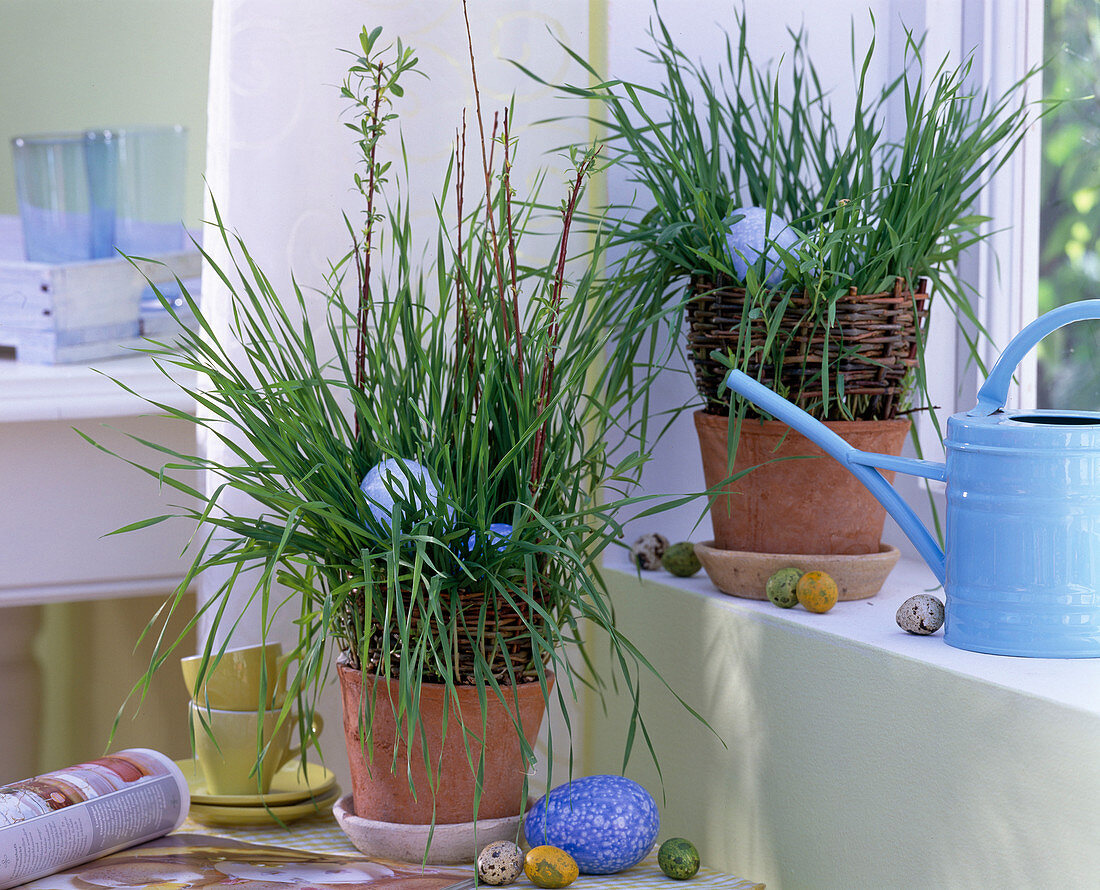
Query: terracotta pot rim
693,409,911,432
335,657,554,688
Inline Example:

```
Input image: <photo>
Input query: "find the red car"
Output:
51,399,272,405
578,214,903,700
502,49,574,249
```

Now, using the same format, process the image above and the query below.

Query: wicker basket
362,583,544,686
686,276,929,420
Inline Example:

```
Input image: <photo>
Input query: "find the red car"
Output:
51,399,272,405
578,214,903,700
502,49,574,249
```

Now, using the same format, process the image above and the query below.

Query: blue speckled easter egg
724,206,798,287
466,522,514,555
359,457,443,531
523,775,659,875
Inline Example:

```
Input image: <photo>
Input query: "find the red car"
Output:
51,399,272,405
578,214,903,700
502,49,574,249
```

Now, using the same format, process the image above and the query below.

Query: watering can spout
722,369,947,584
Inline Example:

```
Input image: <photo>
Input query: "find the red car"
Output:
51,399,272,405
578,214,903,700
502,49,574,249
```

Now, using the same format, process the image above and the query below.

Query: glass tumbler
11,133,116,263
110,125,188,256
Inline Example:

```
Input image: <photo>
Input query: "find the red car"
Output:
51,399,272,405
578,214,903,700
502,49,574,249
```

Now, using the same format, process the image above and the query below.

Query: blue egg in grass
724,205,798,287
523,775,660,875
466,522,514,555
359,457,443,532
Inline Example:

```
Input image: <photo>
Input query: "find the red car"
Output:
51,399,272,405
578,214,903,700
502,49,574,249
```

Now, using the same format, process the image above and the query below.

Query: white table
0,355,197,778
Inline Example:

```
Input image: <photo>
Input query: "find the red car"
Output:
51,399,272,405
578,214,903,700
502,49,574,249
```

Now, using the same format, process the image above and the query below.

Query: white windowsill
602,549,1100,717
0,354,195,422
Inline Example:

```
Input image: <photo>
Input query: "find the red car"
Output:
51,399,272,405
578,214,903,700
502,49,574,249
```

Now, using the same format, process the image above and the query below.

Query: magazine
14,833,474,889
0,749,189,890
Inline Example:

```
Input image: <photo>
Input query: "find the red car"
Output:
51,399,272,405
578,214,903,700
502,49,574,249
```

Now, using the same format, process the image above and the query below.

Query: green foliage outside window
1039,0,1100,409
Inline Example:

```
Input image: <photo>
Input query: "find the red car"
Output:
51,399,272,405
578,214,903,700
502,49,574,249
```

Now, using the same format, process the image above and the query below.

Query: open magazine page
14,833,473,889
0,749,189,890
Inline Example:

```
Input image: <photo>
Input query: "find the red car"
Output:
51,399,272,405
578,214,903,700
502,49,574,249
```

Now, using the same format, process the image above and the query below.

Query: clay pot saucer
333,793,525,864
694,541,900,601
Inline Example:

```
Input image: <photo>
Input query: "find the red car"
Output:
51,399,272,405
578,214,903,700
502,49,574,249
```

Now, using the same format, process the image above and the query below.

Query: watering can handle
969,299,1100,417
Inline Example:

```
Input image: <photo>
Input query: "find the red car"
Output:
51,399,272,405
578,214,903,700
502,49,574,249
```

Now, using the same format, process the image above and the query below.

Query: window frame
902,0,1045,421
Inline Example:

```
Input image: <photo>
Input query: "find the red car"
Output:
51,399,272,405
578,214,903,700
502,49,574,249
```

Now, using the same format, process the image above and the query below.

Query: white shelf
0,354,195,422
595,548,1100,886
603,549,1100,717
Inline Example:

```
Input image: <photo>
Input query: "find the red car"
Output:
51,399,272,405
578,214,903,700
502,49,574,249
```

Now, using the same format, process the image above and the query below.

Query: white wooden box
0,215,201,363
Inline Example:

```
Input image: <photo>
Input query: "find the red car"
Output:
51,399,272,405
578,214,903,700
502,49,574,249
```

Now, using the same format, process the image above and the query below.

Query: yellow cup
180,643,286,711
189,701,321,796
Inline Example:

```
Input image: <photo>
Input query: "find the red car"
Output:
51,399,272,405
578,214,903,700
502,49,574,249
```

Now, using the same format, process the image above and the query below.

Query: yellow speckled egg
796,570,838,613
524,845,579,888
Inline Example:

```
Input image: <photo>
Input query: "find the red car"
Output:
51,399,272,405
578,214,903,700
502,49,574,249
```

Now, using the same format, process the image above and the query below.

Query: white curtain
198,0,591,643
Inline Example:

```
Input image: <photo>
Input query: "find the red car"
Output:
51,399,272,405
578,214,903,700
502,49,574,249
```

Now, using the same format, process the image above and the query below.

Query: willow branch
502,109,523,385
530,150,599,494
462,4,511,343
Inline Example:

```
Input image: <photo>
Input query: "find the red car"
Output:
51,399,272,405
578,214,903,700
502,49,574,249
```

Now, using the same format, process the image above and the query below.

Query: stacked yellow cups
179,643,293,796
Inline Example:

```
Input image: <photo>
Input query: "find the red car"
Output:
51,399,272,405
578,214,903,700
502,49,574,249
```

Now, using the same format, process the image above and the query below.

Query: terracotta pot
694,410,910,555
337,660,551,825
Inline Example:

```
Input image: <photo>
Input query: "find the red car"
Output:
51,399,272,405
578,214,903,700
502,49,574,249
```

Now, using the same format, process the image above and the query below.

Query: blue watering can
724,299,1100,658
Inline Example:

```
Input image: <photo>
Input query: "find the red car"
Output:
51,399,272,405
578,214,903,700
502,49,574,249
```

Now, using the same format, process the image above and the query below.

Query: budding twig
529,149,599,494
502,109,523,385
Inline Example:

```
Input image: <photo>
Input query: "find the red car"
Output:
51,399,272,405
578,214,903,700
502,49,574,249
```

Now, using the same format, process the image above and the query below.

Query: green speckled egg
765,567,802,609
658,837,701,880
524,845,579,888
662,541,702,577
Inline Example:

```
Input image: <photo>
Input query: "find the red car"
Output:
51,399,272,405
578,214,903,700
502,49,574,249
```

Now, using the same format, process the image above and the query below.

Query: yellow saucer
175,757,336,806
188,786,340,827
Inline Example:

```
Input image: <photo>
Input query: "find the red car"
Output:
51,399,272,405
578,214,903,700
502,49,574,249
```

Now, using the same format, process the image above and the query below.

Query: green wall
0,0,212,225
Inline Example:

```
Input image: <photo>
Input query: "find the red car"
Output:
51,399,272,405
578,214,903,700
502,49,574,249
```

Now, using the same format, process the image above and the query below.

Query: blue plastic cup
11,133,116,263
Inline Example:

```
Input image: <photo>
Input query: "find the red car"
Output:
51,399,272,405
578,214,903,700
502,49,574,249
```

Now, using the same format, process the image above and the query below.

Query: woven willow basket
362,583,544,685
686,275,929,419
